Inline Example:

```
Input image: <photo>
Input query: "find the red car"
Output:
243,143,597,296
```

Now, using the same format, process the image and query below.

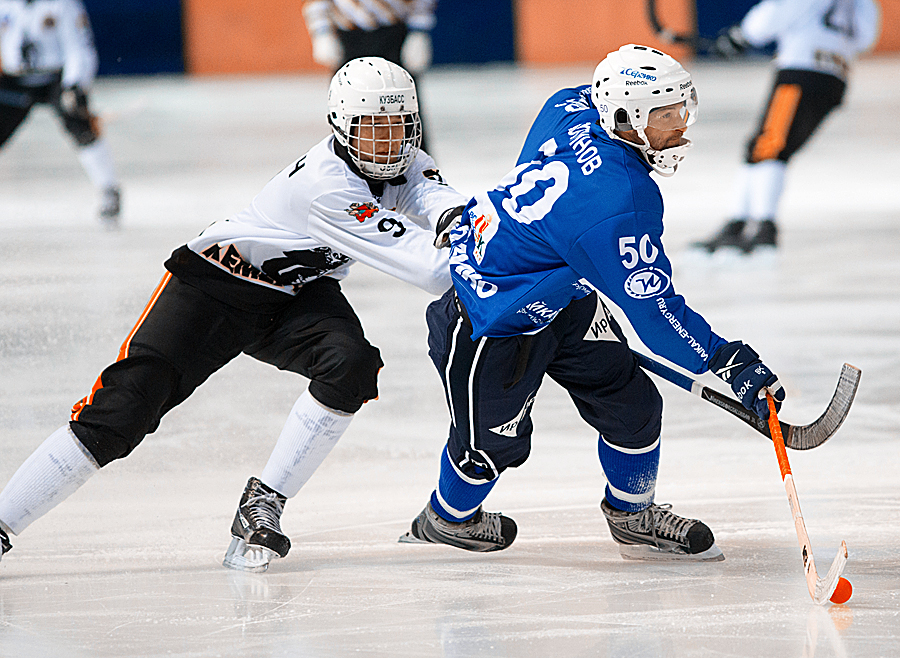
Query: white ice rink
1,56,899,657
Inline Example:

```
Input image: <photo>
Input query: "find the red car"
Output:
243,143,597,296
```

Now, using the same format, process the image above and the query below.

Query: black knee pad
57,89,99,146
64,111,99,146
307,336,383,414
69,356,180,466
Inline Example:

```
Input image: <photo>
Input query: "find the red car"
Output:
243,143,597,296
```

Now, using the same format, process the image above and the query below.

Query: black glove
434,205,465,248
709,341,784,419
712,25,750,59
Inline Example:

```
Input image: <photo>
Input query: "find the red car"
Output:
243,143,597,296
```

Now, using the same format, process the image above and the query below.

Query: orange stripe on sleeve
751,83,802,162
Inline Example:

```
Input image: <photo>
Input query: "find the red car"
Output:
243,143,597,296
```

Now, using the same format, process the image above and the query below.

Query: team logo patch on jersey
346,202,379,222
624,267,671,299
472,212,498,264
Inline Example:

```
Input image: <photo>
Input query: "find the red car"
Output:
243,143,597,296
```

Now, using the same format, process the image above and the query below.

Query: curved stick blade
813,540,849,605
786,365,861,450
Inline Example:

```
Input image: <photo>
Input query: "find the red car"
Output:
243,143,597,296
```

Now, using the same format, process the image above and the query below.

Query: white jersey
0,0,97,87
185,135,464,298
302,0,436,34
741,0,880,76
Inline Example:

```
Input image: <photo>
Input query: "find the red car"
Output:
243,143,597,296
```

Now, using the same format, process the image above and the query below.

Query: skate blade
618,542,725,562
222,536,279,573
398,531,432,544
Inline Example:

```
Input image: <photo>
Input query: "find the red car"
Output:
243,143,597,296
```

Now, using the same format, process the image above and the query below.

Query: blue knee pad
430,446,497,522
598,435,659,513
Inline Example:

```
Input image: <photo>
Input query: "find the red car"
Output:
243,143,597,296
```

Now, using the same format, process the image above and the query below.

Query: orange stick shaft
768,396,793,479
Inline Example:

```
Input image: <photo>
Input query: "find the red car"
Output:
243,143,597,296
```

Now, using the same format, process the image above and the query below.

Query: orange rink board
184,0,319,74
514,0,694,64
183,0,898,75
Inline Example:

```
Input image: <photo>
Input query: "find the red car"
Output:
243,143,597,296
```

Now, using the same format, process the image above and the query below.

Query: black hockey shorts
337,23,407,67
0,73,100,149
745,68,846,164
426,288,663,481
69,274,383,467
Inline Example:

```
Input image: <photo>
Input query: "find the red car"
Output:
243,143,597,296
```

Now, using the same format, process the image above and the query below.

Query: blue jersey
448,85,726,375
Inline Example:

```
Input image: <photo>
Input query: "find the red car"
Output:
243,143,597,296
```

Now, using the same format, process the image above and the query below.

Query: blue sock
430,447,497,522
598,435,659,513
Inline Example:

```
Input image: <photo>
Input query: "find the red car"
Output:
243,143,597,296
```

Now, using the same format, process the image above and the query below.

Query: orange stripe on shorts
751,83,802,162
71,272,173,421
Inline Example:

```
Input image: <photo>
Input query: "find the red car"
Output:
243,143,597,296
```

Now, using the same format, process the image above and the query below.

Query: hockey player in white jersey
0,0,122,224
401,45,785,561
694,0,881,253
0,57,466,572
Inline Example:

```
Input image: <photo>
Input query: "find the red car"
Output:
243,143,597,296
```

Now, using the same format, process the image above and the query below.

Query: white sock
259,391,354,498
77,139,119,190
747,160,786,222
0,426,100,535
729,163,754,220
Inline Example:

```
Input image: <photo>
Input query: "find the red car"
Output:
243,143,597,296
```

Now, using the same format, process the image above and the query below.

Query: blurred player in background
302,0,436,152
693,0,880,254
0,0,122,226
0,58,466,572
400,44,785,561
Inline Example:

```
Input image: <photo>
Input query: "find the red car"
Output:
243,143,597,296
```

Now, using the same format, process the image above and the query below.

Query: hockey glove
712,25,750,59
311,31,343,69
434,205,465,248
709,341,784,419
401,30,432,73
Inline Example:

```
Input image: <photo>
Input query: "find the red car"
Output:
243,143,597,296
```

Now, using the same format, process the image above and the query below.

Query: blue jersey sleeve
565,206,726,374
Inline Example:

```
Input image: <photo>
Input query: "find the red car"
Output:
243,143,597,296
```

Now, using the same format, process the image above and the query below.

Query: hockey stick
767,394,848,605
645,0,713,49
632,351,861,450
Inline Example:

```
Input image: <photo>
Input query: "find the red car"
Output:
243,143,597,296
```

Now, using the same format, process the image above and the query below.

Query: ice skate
743,219,777,252
691,219,750,254
400,501,517,552
0,525,11,561
99,186,121,229
223,477,290,573
601,498,724,561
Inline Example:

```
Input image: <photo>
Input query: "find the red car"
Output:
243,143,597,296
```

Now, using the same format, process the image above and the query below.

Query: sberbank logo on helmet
380,94,405,104
620,68,657,81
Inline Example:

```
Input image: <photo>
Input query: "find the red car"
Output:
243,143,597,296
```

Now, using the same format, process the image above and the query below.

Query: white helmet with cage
327,57,422,180
592,44,698,176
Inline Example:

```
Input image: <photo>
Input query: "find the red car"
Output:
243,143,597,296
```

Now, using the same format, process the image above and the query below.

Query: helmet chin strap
608,127,692,177
645,140,692,177
634,127,692,177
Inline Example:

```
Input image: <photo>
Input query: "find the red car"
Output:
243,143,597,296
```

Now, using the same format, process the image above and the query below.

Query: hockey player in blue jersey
401,44,786,560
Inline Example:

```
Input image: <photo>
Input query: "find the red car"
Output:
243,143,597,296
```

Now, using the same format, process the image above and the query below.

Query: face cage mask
343,113,422,180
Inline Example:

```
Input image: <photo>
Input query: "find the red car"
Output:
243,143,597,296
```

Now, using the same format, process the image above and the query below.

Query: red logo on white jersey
346,202,379,222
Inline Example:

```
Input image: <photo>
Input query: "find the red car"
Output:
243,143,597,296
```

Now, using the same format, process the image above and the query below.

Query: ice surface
0,57,898,657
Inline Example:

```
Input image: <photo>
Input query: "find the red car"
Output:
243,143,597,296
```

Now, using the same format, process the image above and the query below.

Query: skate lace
622,504,693,544
468,511,503,542
243,493,285,533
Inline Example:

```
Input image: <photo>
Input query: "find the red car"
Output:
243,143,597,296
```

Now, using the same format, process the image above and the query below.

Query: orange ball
830,577,852,604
